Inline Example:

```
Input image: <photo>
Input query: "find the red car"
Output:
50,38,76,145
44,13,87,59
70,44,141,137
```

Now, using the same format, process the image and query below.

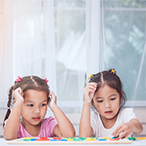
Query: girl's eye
97,100,103,103
110,98,116,101
27,104,33,107
41,104,46,106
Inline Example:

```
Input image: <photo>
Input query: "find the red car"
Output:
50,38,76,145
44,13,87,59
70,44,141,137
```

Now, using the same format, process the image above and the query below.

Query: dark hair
89,69,127,110
3,76,50,127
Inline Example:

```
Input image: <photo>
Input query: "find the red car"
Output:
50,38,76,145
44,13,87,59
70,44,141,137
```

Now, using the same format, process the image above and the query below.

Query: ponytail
3,86,14,127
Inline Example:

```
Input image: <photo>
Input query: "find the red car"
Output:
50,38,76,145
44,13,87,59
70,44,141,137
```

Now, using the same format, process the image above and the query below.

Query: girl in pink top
3,76,75,140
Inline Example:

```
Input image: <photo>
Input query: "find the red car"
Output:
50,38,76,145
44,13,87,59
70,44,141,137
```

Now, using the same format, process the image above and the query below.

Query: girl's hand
48,91,57,110
112,122,134,138
84,83,97,103
13,87,24,103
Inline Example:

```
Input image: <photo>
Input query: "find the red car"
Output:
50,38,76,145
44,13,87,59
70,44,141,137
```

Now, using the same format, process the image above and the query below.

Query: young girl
79,69,143,138
3,76,75,140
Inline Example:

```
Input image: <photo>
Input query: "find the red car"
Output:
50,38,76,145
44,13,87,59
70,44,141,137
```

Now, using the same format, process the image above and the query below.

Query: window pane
103,0,146,102
54,1,86,113
54,0,85,8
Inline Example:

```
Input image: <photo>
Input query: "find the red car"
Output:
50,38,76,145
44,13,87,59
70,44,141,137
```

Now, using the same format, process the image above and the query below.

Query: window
101,0,146,106
54,0,86,113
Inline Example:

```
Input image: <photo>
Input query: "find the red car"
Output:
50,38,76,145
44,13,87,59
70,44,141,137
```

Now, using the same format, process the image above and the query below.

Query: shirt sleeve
120,108,137,123
42,116,58,137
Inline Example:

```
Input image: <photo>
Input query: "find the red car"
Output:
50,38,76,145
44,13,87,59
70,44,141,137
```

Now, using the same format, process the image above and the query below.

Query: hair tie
8,107,10,110
89,74,93,79
111,69,116,75
44,78,49,83
16,76,22,82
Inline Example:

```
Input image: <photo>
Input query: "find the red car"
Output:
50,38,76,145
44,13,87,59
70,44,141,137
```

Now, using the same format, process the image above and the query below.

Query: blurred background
0,0,146,137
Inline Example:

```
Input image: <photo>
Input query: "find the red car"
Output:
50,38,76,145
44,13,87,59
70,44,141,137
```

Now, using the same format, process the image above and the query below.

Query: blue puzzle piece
98,138,107,141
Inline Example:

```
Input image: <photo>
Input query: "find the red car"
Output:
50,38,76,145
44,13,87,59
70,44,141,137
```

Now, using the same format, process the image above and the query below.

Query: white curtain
54,2,86,113
0,0,85,114
0,0,57,107
13,0,56,93
1,0,145,111
86,0,103,81
0,0,14,106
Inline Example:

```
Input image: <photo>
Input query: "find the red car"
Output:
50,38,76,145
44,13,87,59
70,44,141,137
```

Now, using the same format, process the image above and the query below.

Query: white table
1,138,146,146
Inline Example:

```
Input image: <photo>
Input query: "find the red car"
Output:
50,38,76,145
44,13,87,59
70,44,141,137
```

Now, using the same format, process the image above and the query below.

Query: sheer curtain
86,0,103,80
0,0,86,114
88,0,146,106
13,0,56,93
1,0,145,116
0,0,14,107
102,0,146,106
54,1,86,113
0,0,56,107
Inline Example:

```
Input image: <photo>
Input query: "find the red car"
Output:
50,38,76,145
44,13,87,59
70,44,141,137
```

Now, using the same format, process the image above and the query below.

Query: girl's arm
4,88,24,140
130,118,143,134
49,91,76,137
79,102,93,137
79,83,97,137
112,118,143,138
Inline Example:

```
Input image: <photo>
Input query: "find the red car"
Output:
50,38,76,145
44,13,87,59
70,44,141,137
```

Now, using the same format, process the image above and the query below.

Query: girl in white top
79,69,143,138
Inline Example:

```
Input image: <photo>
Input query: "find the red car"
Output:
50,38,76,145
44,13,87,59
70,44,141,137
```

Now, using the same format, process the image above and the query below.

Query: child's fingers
13,87,24,100
85,83,97,93
116,126,126,137
84,83,97,103
119,131,127,139
87,87,96,93
112,125,122,137
87,82,97,88
49,91,56,102
17,88,23,97
88,85,96,91
49,91,55,98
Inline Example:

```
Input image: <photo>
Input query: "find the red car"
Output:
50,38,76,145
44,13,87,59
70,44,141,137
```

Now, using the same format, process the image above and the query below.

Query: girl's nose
34,107,40,113
105,101,110,108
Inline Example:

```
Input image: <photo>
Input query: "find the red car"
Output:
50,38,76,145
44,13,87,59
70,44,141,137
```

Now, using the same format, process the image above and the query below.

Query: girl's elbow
71,130,76,137
79,131,89,138
133,123,143,135
63,129,76,137
79,129,92,137
80,133,90,138
4,135,17,140
66,129,76,137
139,124,143,134
4,132,17,140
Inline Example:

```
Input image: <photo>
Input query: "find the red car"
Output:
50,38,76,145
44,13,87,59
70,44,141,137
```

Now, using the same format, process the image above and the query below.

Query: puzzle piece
7,136,132,144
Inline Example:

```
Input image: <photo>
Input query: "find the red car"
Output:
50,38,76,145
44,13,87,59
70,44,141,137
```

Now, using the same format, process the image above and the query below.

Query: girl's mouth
105,111,112,114
32,117,40,121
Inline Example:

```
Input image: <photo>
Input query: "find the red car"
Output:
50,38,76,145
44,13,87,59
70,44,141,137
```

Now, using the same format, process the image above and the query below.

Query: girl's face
92,84,122,125
21,90,48,126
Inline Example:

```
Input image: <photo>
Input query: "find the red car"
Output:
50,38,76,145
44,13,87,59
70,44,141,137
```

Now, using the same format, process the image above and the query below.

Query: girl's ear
13,98,16,104
47,95,50,103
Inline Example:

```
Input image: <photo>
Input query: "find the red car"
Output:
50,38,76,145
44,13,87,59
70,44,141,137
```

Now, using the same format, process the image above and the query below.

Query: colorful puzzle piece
128,137,136,140
137,137,146,140
7,136,133,144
